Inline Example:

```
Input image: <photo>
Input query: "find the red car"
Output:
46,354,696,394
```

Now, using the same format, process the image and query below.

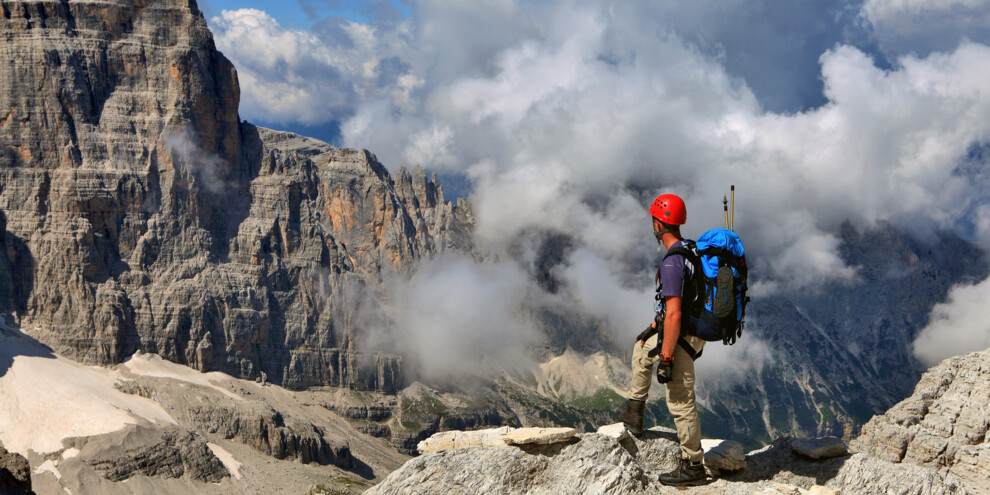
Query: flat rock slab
792,437,847,459
418,427,513,454
503,427,579,446
596,423,631,442
418,427,579,454
702,438,746,471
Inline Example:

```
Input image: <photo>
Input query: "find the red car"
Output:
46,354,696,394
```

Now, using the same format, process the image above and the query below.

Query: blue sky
201,0,411,147
201,0,411,29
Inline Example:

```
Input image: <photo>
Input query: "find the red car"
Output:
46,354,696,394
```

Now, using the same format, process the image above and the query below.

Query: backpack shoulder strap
661,241,699,264
661,241,704,307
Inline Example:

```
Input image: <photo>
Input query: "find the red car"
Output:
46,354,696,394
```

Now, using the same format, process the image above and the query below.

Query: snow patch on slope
0,318,176,456
121,352,244,401
207,443,242,479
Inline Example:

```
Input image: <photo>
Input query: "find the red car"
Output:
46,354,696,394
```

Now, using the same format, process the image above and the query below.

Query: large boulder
851,349,989,493
791,437,847,459
702,439,746,472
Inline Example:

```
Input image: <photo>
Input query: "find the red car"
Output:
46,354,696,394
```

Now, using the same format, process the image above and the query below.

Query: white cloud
379,256,540,380
162,127,228,194
912,276,990,366
697,331,772,384
403,124,454,168
558,248,655,339
209,9,416,124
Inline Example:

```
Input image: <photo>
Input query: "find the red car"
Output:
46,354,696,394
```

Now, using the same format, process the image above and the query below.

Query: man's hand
656,354,674,384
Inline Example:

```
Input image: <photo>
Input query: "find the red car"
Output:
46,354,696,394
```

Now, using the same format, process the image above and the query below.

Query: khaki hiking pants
628,332,705,464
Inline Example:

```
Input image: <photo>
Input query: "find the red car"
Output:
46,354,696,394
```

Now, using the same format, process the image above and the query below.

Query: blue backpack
656,228,750,349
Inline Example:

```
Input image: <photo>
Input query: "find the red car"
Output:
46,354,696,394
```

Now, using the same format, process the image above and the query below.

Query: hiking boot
616,398,645,435
658,459,707,486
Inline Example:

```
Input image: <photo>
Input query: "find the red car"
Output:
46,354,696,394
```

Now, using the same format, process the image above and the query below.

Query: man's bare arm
661,296,682,358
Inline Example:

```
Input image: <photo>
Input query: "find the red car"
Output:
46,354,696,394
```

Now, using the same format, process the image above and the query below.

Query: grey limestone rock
702,438,746,471
851,349,989,493
77,424,228,483
826,453,968,495
367,433,645,495
115,371,353,468
597,423,631,441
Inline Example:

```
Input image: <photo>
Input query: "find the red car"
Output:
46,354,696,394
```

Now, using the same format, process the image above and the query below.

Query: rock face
827,453,967,495
114,356,354,468
851,349,989,493
0,0,473,390
79,425,229,483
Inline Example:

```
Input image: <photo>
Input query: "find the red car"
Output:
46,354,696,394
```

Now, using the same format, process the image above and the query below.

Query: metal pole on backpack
730,185,735,231
723,195,730,229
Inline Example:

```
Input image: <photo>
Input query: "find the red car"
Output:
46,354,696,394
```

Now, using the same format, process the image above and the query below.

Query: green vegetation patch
311,477,367,495
569,388,625,411
401,393,448,422
331,476,367,487
819,404,836,423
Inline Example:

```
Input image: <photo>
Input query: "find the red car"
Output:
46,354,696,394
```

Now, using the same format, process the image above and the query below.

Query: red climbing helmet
649,194,686,225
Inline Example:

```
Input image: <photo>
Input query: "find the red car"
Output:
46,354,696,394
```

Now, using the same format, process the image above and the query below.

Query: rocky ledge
366,349,990,495
851,348,989,493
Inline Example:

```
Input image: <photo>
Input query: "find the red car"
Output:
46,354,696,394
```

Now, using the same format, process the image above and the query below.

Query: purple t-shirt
659,240,690,298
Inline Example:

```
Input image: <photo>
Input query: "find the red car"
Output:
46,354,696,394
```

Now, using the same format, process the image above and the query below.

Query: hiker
616,193,708,486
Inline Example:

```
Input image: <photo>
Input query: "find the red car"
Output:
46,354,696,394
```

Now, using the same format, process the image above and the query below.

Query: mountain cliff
0,0,472,392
